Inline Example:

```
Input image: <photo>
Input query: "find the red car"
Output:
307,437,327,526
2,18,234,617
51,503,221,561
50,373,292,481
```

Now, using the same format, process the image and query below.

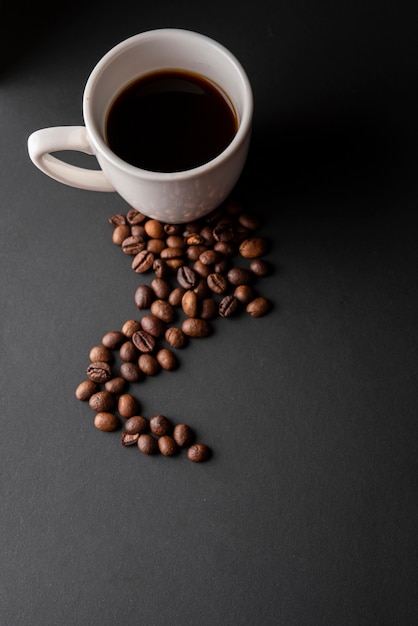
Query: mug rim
83,28,253,181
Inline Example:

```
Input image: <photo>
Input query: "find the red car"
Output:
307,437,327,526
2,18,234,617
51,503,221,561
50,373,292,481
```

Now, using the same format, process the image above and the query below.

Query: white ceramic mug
27,28,253,223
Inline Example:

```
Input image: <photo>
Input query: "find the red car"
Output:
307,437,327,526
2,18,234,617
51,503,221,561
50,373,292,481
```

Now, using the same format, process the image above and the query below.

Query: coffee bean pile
75,198,272,462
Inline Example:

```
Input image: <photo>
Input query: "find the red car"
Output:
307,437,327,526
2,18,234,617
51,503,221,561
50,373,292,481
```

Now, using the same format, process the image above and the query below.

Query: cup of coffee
27,29,253,223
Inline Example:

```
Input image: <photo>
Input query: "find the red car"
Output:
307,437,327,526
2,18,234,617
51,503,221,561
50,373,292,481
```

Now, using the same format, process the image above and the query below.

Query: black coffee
105,69,238,172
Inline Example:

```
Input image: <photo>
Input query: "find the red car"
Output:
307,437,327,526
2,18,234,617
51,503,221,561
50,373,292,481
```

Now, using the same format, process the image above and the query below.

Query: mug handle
27,126,116,192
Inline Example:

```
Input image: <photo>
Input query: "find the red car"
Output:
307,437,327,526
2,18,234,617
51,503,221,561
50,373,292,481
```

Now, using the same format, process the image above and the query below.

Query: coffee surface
105,69,238,172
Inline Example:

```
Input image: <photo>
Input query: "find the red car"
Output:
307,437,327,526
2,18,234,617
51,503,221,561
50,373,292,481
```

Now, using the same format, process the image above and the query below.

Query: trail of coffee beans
75,198,273,462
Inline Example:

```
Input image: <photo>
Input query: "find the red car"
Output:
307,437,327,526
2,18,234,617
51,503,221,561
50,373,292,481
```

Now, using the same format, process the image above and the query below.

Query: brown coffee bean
193,259,211,278
182,318,212,338
246,297,272,317
134,284,154,310
234,285,255,304
119,341,138,362
207,272,228,294
187,443,211,462
214,241,235,256
86,361,112,383
239,236,269,258
105,377,126,394
165,258,184,272
165,235,185,249
153,258,170,278
120,361,143,382
164,223,182,236
186,244,207,261
213,220,235,242
137,433,158,455
89,345,112,363
193,278,210,300
165,327,187,349
227,267,254,286
121,319,142,338
160,246,185,260
112,224,131,245
147,238,166,255
199,249,222,265
89,391,116,412
94,412,121,432
132,329,155,353
151,277,172,300
168,286,186,307
158,435,178,456
138,353,160,376
173,424,194,448
102,330,125,349
118,394,140,418
150,414,172,436
124,415,149,435
144,218,165,239
108,213,126,227
121,432,140,446
219,295,239,318
200,298,218,320
150,299,176,323
177,265,198,289
199,225,216,246
127,208,146,225
156,348,178,371
238,212,261,231
132,250,154,273
249,258,272,277
75,380,98,401
182,290,199,318
140,314,166,338
121,235,146,255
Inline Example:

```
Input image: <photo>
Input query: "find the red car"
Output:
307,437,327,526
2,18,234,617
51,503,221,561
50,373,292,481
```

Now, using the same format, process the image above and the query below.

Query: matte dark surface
1,2,418,625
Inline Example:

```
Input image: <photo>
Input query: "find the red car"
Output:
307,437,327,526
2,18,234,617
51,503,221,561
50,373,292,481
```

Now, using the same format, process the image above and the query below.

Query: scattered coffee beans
76,197,274,465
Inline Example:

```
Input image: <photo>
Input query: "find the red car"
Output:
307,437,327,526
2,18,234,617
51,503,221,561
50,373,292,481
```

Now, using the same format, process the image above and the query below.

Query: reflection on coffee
105,69,239,172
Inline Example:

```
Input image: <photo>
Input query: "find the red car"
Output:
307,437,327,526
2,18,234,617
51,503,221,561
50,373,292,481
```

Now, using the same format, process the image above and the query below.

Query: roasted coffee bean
193,259,211,278
137,433,158,455
131,224,146,237
134,284,154,310
108,213,127,227
160,246,184,260
121,235,146,255
75,380,98,401
86,361,112,383
118,394,140,418
213,256,230,274
164,223,182,236
102,330,125,349
94,412,121,432
239,212,261,230
239,236,269,258
153,258,170,278
132,329,155,353
121,432,140,446
120,361,143,382
151,278,172,300
207,272,228,294
119,341,138,362
199,225,216,246
112,224,131,245
246,297,272,317
138,353,160,376
165,235,185,249
121,319,142,338
158,435,178,456
227,267,254,286
150,299,176,323
124,415,149,435
214,240,235,256
182,318,212,338
168,286,186,307
219,294,239,318
173,424,194,448
127,208,146,224
144,218,165,239
186,244,207,261
213,220,235,242
165,326,187,349
147,238,166,255
140,314,166,338
234,284,256,304
199,249,222,265
193,278,210,300
249,258,272,277
132,250,154,273
182,290,199,318
165,258,184,272
177,265,198,289
89,345,112,363
156,348,178,371
200,298,218,320
89,391,115,412
187,443,211,462
105,377,126,394
150,414,172,436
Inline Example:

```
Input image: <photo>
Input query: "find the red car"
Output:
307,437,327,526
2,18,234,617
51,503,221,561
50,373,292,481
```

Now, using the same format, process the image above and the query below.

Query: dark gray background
1,1,418,625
